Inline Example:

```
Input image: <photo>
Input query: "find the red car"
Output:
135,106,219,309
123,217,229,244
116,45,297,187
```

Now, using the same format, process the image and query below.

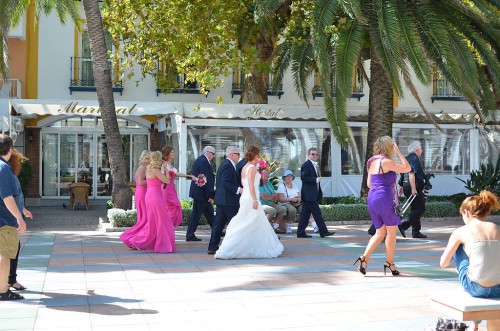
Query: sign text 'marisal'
58,102,137,115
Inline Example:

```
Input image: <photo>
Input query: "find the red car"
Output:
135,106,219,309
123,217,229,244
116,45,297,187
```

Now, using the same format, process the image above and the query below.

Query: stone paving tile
2,221,493,330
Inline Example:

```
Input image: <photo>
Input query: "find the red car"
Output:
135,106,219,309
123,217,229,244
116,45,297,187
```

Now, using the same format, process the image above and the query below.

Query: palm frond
448,30,480,95
367,0,405,97
477,65,498,119
254,0,286,19
393,2,430,85
324,86,350,147
338,0,364,22
336,20,364,98
272,39,292,94
290,40,315,105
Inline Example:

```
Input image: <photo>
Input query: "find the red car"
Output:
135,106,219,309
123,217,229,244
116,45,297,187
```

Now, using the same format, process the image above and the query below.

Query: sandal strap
0,290,24,301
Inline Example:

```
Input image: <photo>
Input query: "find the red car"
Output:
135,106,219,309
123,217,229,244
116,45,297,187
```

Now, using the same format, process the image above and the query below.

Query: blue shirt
0,157,24,227
259,181,276,206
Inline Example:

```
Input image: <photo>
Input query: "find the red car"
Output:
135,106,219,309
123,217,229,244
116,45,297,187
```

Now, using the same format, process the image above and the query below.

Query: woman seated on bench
440,190,500,298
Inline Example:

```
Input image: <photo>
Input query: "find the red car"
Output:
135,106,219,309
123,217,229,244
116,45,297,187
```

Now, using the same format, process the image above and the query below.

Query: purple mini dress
367,166,401,229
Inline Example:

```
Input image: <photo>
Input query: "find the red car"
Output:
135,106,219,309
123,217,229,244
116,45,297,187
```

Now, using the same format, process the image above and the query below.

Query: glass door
41,133,59,196
59,133,77,196
77,134,94,193
97,135,111,196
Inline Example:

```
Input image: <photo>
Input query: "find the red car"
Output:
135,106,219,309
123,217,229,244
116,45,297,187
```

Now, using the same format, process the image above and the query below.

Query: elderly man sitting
259,169,287,234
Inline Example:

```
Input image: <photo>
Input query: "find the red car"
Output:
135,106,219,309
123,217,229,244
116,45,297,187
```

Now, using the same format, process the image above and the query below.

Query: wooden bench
431,290,500,330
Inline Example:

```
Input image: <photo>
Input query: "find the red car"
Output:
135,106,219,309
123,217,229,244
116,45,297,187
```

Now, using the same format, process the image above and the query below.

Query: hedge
109,201,459,228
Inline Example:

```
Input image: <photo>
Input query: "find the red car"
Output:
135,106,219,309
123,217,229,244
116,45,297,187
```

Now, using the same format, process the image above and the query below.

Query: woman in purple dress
120,150,150,248
161,147,195,226
354,136,410,276
129,151,175,253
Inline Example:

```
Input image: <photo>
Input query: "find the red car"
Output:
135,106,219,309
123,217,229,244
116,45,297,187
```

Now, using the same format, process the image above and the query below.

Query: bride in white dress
215,146,284,259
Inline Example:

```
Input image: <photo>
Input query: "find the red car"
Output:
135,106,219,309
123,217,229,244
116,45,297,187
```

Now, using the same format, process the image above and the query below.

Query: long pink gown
161,165,183,227
129,177,176,253
120,176,147,248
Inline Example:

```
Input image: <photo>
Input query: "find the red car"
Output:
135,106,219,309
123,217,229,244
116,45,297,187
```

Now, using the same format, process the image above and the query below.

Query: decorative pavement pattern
0,221,490,331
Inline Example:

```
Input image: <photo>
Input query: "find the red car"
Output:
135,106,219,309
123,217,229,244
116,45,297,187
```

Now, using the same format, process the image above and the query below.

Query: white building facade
2,7,499,206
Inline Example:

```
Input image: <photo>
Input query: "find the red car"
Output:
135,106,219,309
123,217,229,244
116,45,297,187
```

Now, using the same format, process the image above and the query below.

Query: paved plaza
0,206,494,330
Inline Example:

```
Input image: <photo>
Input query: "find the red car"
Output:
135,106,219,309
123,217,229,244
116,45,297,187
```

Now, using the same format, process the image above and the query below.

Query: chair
69,182,90,210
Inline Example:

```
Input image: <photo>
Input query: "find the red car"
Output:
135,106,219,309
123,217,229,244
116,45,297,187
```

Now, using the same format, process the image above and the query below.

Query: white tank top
465,240,500,284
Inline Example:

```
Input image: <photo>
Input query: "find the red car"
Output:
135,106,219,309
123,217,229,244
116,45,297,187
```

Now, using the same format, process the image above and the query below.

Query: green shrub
321,204,371,221
423,202,460,218
457,156,500,196
18,158,33,195
180,199,193,209
319,201,458,221
107,208,137,227
181,208,210,226
106,200,114,209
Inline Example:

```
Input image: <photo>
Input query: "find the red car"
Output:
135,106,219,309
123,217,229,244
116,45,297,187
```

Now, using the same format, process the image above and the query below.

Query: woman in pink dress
129,151,176,253
161,147,195,226
120,150,150,248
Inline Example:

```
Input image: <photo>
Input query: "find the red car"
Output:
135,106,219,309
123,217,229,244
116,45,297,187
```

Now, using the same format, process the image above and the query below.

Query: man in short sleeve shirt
0,134,27,300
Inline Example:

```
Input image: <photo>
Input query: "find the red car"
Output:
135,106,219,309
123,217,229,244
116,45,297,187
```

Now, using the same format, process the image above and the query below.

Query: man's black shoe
398,225,406,238
297,234,312,238
412,233,427,239
207,250,217,255
186,236,202,242
320,231,335,238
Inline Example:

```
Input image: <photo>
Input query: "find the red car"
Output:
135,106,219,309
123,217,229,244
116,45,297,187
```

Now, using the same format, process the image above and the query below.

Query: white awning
10,99,329,121
10,99,183,118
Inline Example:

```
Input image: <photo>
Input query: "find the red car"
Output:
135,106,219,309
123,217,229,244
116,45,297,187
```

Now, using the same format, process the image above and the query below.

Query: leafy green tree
259,0,499,195
103,0,292,104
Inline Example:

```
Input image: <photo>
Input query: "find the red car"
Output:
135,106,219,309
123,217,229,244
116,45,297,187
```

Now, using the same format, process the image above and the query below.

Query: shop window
186,126,331,177
341,127,471,175
70,29,123,94
393,128,470,175
431,71,464,102
478,128,500,167
312,69,364,100
155,62,203,96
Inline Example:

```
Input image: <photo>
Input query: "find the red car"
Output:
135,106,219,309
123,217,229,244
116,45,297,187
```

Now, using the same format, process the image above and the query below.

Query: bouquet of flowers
168,170,176,178
257,160,269,174
195,174,207,187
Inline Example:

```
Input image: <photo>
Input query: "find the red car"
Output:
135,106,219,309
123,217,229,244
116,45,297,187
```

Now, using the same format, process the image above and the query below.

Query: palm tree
1,0,132,208
259,0,499,195
81,0,132,209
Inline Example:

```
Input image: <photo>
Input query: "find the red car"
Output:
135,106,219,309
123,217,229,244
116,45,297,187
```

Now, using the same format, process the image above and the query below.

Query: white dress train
214,165,284,259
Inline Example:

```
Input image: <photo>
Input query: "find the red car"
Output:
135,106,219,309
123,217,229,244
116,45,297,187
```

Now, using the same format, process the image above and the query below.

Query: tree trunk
360,47,394,196
240,37,273,104
82,0,132,209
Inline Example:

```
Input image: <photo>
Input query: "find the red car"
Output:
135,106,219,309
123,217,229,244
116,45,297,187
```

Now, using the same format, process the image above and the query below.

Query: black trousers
400,189,426,236
9,241,21,285
186,199,214,239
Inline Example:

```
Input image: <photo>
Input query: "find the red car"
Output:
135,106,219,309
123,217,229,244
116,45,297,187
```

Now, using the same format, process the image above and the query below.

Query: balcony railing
69,57,123,95
0,79,22,98
231,70,284,99
431,76,464,102
155,62,204,96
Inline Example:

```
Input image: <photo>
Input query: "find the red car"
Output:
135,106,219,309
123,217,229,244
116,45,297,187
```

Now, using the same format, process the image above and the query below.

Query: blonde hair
373,136,394,158
139,150,151,164
148,151,163,170
460,190,500,219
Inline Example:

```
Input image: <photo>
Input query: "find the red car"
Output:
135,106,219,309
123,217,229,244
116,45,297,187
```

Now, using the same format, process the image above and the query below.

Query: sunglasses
231,153,240,156
310,153,318,156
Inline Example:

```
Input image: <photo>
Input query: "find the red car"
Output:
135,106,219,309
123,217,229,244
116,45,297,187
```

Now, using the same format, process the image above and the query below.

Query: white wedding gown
215,165,284,259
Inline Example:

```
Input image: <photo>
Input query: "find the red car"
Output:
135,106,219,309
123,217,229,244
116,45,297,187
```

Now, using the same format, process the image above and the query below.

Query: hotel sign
57,102,137,115
243,105,284,118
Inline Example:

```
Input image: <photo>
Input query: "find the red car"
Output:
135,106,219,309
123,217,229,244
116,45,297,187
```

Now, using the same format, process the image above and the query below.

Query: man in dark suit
297,147,335,238
208,146,242,254
186,146,216,241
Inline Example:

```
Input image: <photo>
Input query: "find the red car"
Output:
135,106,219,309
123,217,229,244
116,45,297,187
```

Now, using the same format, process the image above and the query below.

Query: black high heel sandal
353,256,367,275
383,261,400,276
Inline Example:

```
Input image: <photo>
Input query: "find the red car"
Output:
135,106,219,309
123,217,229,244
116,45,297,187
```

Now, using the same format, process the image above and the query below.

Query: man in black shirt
399,141,427,238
